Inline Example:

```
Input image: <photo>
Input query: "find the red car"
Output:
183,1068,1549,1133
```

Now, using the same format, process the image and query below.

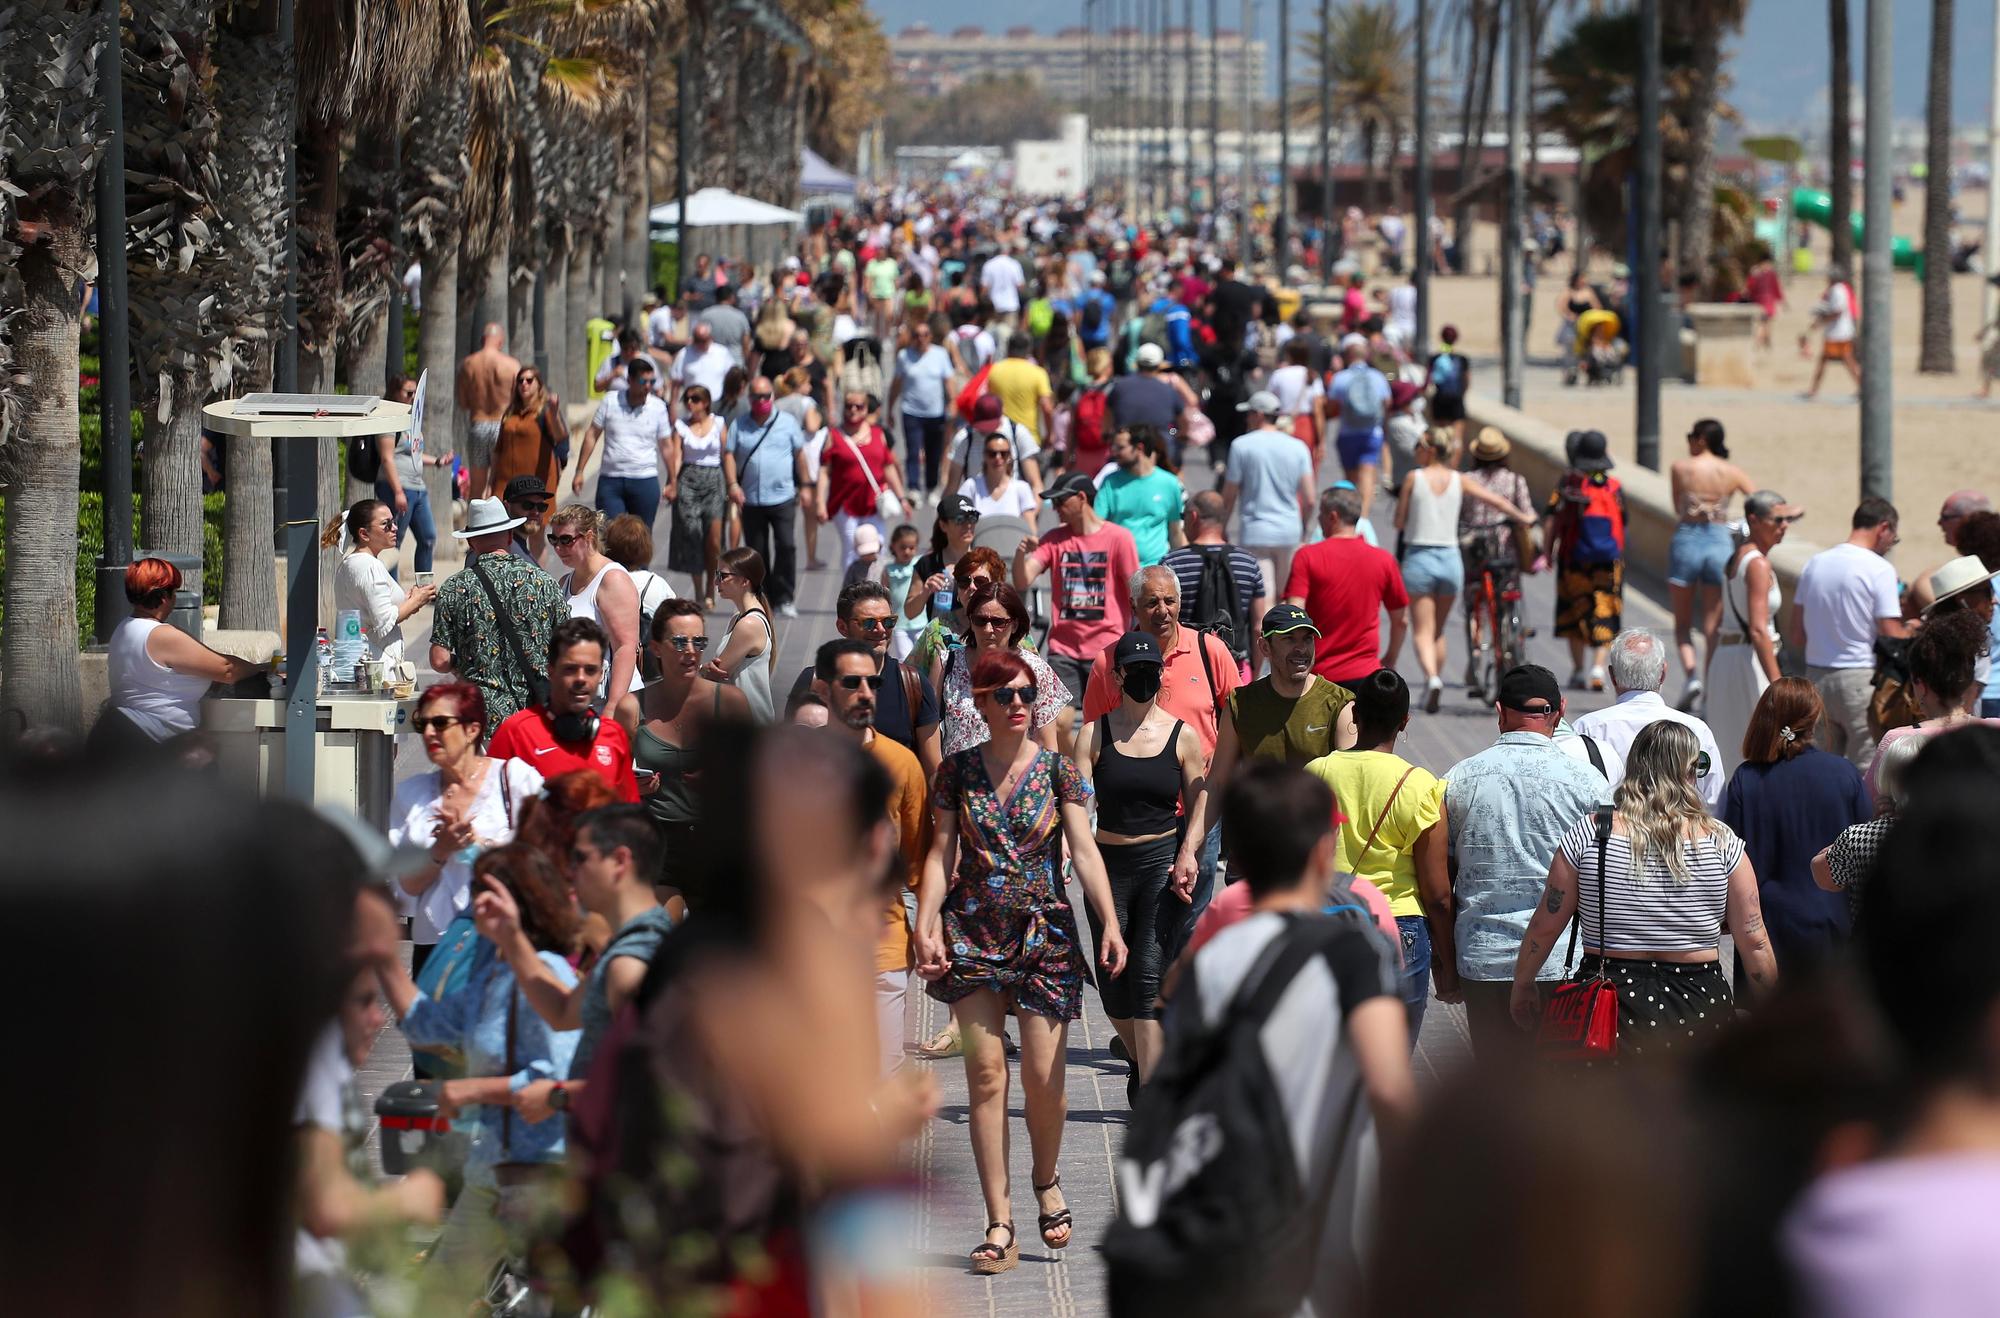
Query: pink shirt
1186,878,1400,962
1031,521,1139,661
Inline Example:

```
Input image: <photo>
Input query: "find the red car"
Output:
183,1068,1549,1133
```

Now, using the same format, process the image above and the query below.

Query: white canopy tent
648,187,805,231
649,188,806,279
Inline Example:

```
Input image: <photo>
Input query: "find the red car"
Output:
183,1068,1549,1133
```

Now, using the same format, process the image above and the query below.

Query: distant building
890,22,1266,106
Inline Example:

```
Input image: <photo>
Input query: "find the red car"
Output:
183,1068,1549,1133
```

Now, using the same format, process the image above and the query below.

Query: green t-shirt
1095,467,1187,566
1229,676,1353,767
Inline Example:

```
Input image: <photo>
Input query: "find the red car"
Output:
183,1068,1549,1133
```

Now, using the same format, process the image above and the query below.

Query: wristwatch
549,1082,570,1112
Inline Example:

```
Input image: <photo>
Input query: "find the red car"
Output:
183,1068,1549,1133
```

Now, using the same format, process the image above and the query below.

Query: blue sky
868,0,2000,133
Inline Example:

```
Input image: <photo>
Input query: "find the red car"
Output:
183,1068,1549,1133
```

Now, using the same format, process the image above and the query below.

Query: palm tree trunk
622,113,648,325
543,239,568,402
419,240,460,532
1918,0,1955,372
1455,7,1504,266
1679,17,1725,292
1363,120,1380,215
4,223,87,732
1829,0,1854,271
220,423,277,631
566,235,592,404
138,379,207,602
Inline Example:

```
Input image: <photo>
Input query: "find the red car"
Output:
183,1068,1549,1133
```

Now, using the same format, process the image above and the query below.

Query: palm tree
3,1,108,732
1298,1,1413,214
1676,0,1747,288
1828,0,1853,271
1918,0,1954,373
123,1,227,608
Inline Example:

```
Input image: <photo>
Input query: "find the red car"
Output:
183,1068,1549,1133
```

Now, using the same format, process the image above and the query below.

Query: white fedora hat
453,497,526,539
1925,555,2000,612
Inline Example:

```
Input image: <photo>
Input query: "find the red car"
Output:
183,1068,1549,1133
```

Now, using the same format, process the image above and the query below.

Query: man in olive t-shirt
1179,605,1355,856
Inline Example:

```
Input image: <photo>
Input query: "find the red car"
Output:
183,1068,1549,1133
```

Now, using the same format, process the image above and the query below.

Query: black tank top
1093,715,1184,835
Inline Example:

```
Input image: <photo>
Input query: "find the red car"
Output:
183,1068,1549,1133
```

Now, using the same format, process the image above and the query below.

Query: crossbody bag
1536,806,1619,1061
469,556,551,712
837,426,902,523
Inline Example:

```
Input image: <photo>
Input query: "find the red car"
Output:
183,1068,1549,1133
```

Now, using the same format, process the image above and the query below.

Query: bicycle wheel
1496,597,1526,675
1472,577,1502,700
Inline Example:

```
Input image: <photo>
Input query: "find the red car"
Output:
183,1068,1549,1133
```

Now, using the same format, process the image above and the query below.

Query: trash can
375,1079,454,1176
135,547,205,640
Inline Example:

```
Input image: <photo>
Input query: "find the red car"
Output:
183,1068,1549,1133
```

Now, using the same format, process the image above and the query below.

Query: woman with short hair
915,648,1127,1273
89,557,268,760
1724,677,1871,987
1514,720,1778,1059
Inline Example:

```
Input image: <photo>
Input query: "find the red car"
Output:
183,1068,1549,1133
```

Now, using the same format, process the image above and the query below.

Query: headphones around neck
549,705,599,745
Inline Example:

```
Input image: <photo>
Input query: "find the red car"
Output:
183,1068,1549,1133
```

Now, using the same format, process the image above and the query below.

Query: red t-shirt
1282,536,1410,683
823,425,893,518
1030,521,1140,661
486,706,640,803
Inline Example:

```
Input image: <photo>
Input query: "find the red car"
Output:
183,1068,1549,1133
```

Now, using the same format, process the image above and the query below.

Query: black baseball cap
1495,664,1562,713
1260,603,1321,638
1113,631,1163,667
937,492,979,523
1047,471,1096,504
503,475,552,504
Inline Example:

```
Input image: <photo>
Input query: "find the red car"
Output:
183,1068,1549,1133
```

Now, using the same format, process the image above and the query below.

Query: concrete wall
1461,395,1823,617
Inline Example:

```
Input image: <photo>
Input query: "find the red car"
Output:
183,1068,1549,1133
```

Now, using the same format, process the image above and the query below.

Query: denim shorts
1669,521,1736,587
1401,543,1464,597
1335,427,1384,469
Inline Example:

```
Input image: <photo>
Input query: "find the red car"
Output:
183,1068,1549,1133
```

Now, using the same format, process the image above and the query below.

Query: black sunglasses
413,716,463,734
665,635,709,652
548,533,586,548
989,685,1035,706
749,391,775,401
850,616,893,632
835,674,886,691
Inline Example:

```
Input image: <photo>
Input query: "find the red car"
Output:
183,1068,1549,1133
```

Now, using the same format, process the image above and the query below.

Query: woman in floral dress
915,648,1127,1276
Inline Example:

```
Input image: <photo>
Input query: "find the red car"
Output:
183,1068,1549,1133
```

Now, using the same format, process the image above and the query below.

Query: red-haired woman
90,557,268,758
914,647,1127,1274
388,681,544,972
934,581,1070,756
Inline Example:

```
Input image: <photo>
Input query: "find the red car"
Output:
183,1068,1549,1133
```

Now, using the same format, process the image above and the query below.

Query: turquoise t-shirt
1095,467,1186,566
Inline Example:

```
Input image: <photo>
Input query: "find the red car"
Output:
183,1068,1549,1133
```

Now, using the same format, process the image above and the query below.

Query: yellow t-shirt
985,358,1053,440
1304,749,1443,916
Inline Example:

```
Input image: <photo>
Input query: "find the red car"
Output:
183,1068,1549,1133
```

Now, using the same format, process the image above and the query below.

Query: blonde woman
1512,721,1778,1061
547,504,643,735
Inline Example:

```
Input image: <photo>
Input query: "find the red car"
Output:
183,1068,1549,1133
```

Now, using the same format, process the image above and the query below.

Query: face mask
1120,667,1162,704
750,398,774,422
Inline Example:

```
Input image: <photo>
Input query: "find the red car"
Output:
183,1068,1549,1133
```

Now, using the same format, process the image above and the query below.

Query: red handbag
1537,807,1620,1062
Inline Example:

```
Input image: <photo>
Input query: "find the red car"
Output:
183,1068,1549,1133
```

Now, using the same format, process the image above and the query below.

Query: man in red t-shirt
485,617,640,802
1014,471,1140,752
1282,485,1409,687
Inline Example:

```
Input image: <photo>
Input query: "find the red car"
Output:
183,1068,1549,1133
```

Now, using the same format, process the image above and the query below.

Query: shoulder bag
537,400,570,470
1355,765,1417,867
838,425,903,523
469,556,551,712
1536,807,1620,1061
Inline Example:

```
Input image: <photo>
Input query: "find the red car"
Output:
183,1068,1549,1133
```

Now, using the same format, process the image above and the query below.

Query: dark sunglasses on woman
989,685,1034,706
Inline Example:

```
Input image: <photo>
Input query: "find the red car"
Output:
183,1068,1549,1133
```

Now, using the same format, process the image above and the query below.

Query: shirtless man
455,323,520,501
1903,490,1994,617
1667,418,1757,710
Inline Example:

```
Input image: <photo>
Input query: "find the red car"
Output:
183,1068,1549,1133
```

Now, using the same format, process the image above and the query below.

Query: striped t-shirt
1161,543,1265,657
1556,814,1745,954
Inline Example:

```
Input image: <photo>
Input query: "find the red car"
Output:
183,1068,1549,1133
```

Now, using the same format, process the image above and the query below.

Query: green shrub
0,490,224,642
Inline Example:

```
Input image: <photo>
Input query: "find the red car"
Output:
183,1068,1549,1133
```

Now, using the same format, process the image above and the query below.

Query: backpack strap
1580,733,1606,778
897,658,922,728
1234,915,1339,1023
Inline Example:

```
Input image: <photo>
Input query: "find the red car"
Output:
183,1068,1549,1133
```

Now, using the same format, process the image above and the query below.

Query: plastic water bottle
316,627,333,682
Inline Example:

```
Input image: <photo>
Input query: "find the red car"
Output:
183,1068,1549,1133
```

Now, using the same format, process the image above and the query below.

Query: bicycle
1460,532,1526,703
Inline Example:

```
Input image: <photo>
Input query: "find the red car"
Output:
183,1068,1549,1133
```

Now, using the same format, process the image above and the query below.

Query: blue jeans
1984,697,2000,719
903,413,948,491
1395,915,1432,1047
375,479,435,577
1173,822,1223,955
597,474,661,521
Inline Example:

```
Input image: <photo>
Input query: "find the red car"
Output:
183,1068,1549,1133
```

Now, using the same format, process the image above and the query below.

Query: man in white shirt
668,320,732,416
979,245,1027,333
1567,629,1727,810
1789,497,1908,767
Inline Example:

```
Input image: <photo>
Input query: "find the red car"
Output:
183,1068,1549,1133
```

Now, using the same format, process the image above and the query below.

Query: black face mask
1120,666,1163,704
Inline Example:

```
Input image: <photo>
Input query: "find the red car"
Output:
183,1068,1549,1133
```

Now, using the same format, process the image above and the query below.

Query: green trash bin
586,316,616,401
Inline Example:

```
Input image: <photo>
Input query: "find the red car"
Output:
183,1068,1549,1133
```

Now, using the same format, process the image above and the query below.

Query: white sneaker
778,602,799,619
1677,678,1704,712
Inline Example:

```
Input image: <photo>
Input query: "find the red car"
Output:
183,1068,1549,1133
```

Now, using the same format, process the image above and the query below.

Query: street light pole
1276,0,1289,271
1414,0,1431,353
676,34,690,300
1635,0,1662,468
1239,0,1255,268
1209,0,1220,215
94,0,133,646
1500,0,1526,409
1860,0,1893,499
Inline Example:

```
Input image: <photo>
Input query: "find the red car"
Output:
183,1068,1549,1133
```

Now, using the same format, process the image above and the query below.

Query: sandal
970,1220,1018,1274
915,1024,962,1058
1034,1174,1073,1251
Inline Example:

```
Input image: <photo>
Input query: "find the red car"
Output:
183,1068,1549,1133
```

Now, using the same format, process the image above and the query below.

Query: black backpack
1080,293,1106,337
347,434,382,485
1188,547,1249,662
1105,909,1377,1318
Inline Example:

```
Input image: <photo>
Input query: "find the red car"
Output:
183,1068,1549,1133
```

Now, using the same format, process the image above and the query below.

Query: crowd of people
49,188,2000,1318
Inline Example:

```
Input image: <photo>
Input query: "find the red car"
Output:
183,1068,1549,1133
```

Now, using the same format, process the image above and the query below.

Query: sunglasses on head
666,635,708,652
548,533,586,548
835,673,886,691
413,715,463,734
989,684,1035,706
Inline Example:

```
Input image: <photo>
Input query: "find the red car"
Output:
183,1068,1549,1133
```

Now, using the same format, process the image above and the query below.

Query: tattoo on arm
1544,886,1563,914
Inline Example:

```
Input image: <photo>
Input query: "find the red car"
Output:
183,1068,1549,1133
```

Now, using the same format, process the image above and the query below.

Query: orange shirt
869,731,931,972
1081,625,1240,761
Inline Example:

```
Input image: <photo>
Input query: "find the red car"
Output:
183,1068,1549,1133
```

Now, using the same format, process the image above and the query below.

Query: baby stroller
1568,308,1626,387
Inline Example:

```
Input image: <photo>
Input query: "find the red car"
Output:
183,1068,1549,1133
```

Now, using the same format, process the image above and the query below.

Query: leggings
1083,833,1181,1021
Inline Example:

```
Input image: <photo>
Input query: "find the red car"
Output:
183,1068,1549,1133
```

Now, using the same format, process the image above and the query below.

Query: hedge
0,489,225,642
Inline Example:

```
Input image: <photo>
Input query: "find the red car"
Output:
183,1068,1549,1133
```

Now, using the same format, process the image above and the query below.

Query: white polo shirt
1796,542,1900,669
592,392,671,480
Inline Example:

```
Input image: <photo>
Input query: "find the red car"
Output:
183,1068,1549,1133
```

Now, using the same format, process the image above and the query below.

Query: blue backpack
1339,367,1387,429
1430,352,1465,397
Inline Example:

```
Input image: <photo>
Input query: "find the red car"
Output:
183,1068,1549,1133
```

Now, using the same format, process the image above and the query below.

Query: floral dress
927,747,1093,1021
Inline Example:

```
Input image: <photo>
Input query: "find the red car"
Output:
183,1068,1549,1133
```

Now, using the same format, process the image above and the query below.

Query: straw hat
1470,427,1511,461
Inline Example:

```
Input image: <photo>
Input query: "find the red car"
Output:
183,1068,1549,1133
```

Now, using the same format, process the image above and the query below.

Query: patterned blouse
430,551,570,730
938,646,1071,756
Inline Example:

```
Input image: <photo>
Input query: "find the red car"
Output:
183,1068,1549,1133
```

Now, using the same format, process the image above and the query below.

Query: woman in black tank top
1072,633,1209,1094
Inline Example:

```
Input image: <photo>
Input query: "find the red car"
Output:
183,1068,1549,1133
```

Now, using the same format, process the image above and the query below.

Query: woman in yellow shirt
1304,668,1458,1044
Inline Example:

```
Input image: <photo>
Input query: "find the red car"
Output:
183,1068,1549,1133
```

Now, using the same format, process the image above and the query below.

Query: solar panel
233,393,381,417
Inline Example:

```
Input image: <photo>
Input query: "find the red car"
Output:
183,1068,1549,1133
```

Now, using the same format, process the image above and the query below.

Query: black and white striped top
1556,814,1746,954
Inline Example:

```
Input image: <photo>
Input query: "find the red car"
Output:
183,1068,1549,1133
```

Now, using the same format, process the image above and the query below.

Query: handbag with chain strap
1537,807,1620,1061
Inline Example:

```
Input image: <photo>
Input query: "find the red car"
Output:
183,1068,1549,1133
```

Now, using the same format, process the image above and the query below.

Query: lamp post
1635,0,1662,468
1859,0,1893,498
93,0,133,645
1413,0,1431,352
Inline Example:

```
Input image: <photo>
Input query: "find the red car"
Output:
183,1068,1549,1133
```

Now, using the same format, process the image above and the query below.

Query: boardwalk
360,438,1676,1314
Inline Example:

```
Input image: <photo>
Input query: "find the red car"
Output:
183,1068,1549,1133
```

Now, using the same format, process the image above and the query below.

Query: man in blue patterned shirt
1442,663,1611,1062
